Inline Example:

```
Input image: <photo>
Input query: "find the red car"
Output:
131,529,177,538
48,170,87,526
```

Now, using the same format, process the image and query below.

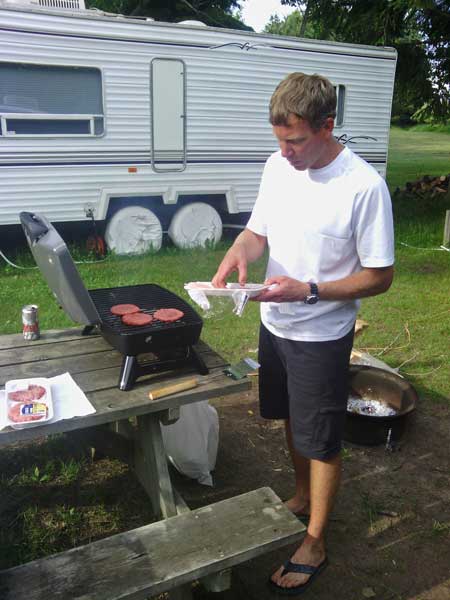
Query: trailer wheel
105,205,163,255
168,202,222,249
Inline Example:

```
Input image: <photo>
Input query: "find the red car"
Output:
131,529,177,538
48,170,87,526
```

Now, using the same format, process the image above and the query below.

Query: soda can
22,304,40,341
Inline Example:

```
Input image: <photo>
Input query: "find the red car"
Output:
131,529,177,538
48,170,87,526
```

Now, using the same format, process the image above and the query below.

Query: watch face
305,295,318,305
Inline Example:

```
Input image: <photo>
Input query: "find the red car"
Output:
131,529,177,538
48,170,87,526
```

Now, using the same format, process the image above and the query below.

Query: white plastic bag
184,282,273,317
160,401,219,486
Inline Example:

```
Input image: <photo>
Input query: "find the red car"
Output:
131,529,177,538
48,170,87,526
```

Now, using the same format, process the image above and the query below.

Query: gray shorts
258,323,355,461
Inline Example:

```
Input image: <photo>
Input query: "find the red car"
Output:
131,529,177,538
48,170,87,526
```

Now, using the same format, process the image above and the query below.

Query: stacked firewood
394,174,450,197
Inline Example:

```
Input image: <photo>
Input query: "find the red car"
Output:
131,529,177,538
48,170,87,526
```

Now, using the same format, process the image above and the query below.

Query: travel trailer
0,0,397,253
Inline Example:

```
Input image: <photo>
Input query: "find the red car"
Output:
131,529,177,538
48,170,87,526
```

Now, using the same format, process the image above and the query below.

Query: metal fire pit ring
344,365,418,446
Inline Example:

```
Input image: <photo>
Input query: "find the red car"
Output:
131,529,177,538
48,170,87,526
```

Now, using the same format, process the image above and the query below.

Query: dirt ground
174,384,450,600
1,381,449,600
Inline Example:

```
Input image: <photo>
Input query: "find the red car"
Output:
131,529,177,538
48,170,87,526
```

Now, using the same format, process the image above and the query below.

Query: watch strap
309,282,319,297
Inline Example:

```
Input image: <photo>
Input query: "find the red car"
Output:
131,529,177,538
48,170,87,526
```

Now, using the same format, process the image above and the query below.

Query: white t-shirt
246,146,394,341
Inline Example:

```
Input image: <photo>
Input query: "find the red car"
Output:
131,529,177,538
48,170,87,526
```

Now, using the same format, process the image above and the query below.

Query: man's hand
254,276,309,302
212,244,248,288
212,229,267,288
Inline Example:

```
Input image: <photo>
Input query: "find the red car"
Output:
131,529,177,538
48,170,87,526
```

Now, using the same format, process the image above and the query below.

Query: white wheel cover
105,206,163,255
168,203,222,249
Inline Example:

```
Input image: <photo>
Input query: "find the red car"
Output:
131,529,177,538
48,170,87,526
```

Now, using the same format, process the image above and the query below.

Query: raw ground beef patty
8,402,48,422
8,385,46,402
121,312,153,326
110,304,141,316
153,308,184,322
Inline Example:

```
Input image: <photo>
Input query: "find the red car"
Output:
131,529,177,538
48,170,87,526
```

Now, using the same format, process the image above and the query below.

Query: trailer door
150,58,186,172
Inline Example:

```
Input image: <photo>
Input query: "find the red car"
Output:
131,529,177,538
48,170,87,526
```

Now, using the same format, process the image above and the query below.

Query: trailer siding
0,4,396,225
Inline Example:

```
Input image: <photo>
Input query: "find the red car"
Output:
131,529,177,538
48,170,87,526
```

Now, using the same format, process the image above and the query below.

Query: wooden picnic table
0,327,251,520
0,328,306,600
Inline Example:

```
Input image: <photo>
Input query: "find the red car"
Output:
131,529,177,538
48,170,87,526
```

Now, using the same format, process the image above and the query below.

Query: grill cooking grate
89,283,201,334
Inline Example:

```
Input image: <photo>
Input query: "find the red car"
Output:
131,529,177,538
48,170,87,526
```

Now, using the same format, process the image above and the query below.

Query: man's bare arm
212,228,267,287
318,266,394,300
256,266,394,303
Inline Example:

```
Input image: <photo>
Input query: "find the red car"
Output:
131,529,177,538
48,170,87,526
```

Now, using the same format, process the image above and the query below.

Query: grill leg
119,355,137,391
189,345,209,375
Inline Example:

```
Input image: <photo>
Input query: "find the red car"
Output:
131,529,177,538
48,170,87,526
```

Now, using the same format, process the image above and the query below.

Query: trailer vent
38,0,86,8
11,0,87,9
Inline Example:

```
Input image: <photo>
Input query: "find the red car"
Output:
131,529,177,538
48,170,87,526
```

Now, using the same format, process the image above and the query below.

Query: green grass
387,126,450,191
0,243,266,361
0,126,449,572
1,241,448,402
1,127,449,401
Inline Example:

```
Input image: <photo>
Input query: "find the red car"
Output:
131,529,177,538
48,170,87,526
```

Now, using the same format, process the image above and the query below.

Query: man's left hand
254,276,309,303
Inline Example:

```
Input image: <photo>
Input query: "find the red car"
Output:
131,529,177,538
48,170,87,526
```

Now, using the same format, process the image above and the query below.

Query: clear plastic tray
184,282,272,298
5,377,53,429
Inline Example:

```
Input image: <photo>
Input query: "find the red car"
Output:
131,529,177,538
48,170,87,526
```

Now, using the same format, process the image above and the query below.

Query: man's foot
271,538,326,591
284,496,310,518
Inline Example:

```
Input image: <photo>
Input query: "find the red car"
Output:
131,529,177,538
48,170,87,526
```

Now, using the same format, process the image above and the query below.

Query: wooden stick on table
148,377,199,400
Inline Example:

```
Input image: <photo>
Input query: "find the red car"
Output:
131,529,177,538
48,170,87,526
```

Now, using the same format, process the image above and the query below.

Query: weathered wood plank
0,343,224,386
0,487,306,600
0,370,250,445
63,350,228,394
0,327,94,350
134,413,177,520
0,350,123,385
0,330,211,353
0,337,111,367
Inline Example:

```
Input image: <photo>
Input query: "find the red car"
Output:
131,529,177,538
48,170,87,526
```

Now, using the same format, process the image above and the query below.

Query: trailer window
334,85,345,127
151,58,186,172
0,63,104,137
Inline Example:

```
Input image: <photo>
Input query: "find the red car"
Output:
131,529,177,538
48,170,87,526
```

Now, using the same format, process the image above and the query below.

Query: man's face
272,114,333,170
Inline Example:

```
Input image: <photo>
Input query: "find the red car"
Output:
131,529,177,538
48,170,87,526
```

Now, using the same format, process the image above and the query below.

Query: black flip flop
268,557,329,596
293,512,310,523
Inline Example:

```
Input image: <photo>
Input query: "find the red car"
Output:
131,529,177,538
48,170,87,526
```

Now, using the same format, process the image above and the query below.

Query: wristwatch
304,282,319,305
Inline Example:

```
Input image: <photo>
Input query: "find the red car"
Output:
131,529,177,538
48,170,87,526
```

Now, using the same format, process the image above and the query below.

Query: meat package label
19,402,47,417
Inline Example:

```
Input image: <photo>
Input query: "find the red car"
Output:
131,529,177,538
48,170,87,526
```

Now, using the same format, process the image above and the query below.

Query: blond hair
269,73,337,131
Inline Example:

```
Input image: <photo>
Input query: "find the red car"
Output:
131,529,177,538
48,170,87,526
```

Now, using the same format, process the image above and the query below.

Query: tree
279,1,450,123
264,10,319,38
86,0,252,30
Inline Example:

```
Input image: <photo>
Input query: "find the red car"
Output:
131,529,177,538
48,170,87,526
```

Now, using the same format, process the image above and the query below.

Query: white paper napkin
0,372,96,431
49,372,96,421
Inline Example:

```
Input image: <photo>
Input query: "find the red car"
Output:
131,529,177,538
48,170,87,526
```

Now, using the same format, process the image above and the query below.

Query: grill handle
20,212,49,244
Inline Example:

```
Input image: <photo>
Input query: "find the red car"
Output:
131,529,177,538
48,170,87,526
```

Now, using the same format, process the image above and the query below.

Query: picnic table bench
0,327,306,599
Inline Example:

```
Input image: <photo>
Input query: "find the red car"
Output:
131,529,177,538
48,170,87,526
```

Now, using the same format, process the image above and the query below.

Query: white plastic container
184,282,272,298
5,377,53,430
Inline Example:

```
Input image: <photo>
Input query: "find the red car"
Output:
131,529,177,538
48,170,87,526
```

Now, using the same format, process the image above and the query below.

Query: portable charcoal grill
20,212,208,391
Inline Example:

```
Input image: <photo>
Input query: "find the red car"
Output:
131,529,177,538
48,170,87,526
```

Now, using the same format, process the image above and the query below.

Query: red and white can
22,304,40,340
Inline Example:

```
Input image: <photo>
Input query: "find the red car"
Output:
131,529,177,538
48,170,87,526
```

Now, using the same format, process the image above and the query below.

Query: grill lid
20,212,100,325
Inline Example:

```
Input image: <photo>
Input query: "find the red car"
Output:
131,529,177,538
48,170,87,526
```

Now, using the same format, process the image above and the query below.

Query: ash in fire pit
347,394,397,417
344,365,418,446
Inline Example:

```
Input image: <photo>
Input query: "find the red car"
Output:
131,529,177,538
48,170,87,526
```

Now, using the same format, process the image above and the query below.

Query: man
212,73,394,594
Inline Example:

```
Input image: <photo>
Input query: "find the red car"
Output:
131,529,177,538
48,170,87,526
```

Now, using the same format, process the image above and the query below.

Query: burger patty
8,402,48,423
8,385,46,402
153,308,184,322
28,384,46,399
110,304,141,316
121,312,153,326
